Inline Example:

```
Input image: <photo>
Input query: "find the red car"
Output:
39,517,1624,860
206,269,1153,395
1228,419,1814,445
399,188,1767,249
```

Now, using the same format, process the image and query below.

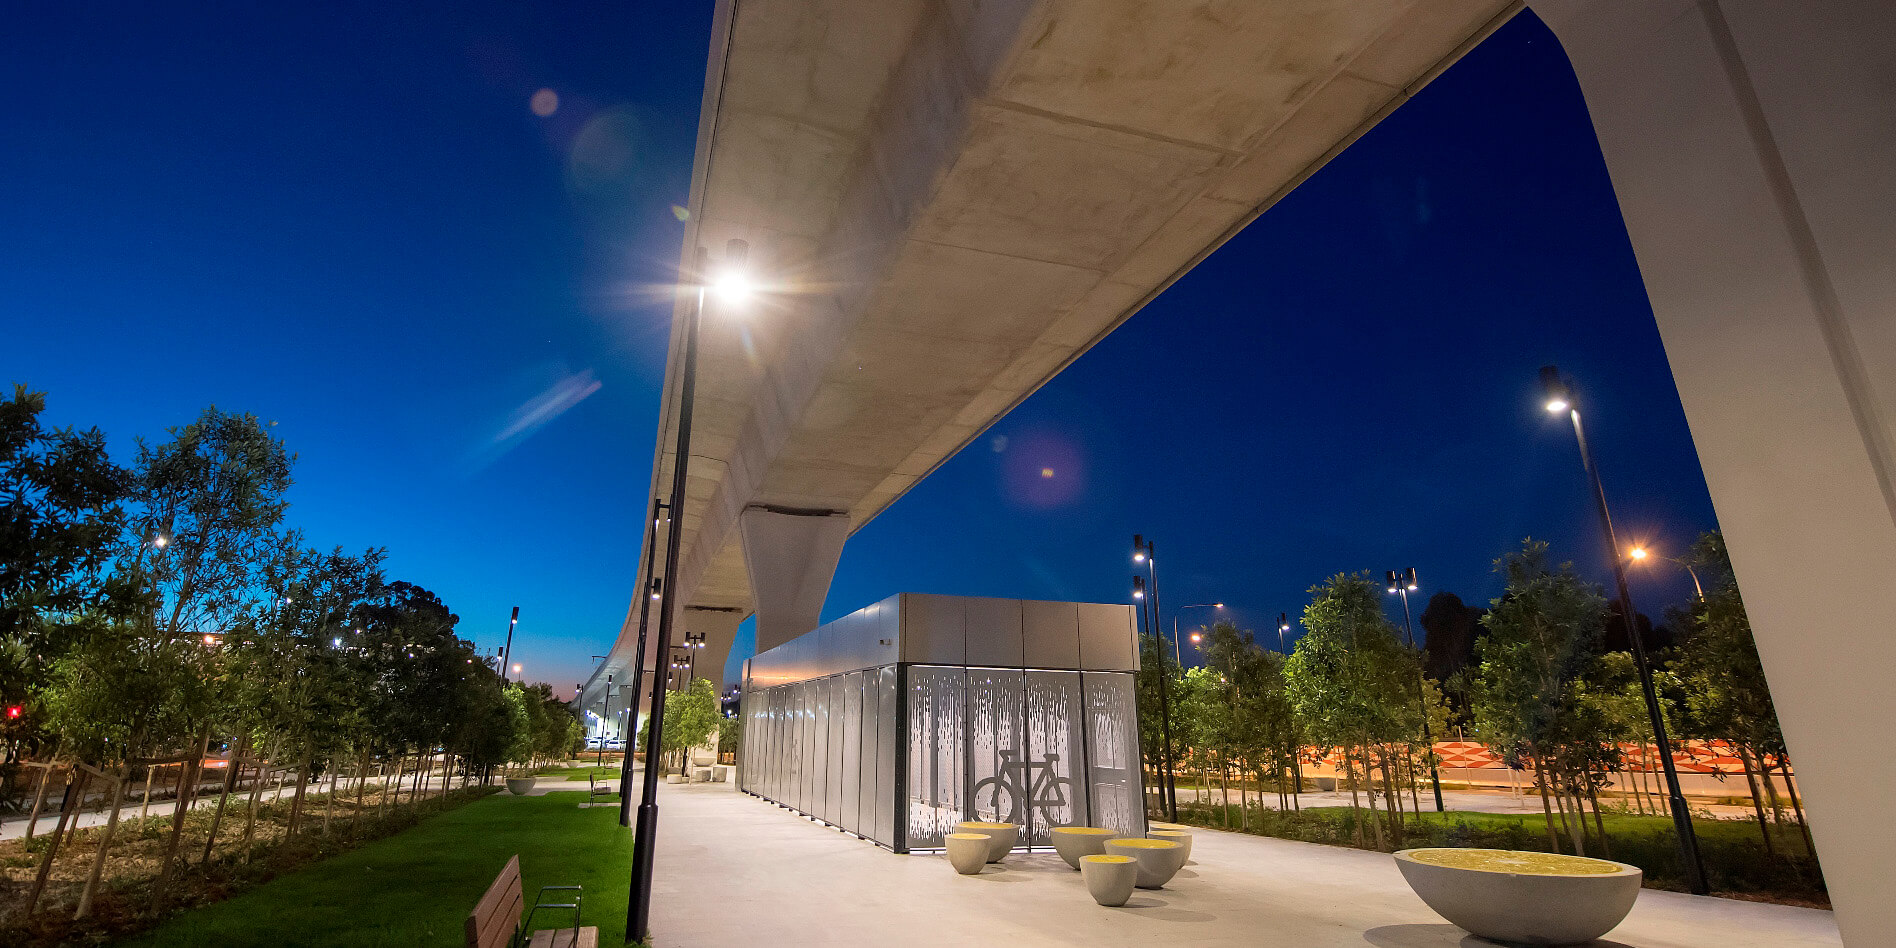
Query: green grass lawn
535,764,623,780
118,792,632,948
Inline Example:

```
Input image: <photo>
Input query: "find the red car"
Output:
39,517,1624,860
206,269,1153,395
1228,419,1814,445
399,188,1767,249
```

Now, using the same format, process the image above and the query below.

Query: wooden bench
466,855,598,948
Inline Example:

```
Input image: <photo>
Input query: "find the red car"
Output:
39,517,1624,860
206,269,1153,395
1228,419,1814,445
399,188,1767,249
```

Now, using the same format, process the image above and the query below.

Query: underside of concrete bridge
585,0,1520,706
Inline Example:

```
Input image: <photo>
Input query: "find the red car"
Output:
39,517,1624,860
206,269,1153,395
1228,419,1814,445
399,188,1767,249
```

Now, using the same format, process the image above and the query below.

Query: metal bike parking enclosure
738,594,1148,852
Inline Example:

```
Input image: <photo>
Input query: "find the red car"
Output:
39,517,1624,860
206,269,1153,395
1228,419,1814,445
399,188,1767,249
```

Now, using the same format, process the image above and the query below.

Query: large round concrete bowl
957,821,1020,863
1394,849,1642,946
1051,827,1117,869
1148,821,1190,833
505,776,535,796
944,833,991,875
1148,829,1192,862
1080,854,1137,906
1104,838,1186,889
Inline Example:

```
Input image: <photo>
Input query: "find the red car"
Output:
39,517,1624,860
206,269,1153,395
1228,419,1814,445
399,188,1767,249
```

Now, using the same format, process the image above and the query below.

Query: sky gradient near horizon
4,6,1718,693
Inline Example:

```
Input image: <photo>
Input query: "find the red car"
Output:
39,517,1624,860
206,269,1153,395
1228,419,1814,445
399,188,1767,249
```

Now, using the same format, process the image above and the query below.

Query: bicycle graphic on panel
971,748,1073,829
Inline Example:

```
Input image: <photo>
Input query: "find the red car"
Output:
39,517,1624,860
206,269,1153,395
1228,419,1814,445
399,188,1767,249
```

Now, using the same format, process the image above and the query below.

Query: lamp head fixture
1540,365,1572,414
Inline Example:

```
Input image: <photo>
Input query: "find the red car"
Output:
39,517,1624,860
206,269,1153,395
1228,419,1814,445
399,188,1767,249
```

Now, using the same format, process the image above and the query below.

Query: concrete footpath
646,783,1840,948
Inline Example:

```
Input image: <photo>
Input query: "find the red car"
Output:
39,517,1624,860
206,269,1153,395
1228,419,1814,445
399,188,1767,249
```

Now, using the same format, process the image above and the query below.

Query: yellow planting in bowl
1408,848,1621,875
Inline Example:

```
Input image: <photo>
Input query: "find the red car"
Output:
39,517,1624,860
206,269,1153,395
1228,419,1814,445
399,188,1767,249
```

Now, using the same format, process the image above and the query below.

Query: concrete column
1533,2,1896,943
738,505,851,653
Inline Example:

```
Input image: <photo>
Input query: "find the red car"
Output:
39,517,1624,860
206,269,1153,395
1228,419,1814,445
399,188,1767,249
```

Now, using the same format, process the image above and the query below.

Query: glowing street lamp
1629,544,1706,599
631,239,753,943
1538,364,1708,894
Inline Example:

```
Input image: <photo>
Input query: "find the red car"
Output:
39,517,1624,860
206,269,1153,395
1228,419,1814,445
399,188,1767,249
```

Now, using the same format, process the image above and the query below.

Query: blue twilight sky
4,7,1717,693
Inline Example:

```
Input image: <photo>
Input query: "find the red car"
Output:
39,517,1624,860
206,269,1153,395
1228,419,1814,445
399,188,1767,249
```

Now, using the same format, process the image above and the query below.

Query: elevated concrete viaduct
584,2,1895,943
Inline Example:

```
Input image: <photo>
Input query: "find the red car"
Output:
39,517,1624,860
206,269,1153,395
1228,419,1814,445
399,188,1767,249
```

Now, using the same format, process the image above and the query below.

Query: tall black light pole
620,502,667,826
1385,568,1444,812
499,606,519,684
1276,613,1292,653
1540,365,1708,895
629,240,747,943
598,675,615,766
1133,534,1177,821
1132,574,1175,822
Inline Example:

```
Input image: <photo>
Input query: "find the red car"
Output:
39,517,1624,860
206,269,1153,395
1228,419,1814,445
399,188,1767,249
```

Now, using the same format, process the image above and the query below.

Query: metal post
598,677,613,767
1144,541,1178,821
629,245,717,943
1394,582,1445,812
1552,370,1708,895
621,501,665,826
499,606,519,683
1135,576,1175,822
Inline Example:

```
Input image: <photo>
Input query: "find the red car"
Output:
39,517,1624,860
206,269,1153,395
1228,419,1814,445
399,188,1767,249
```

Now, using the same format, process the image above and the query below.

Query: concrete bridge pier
1536,2,1896,944
739,506,852,654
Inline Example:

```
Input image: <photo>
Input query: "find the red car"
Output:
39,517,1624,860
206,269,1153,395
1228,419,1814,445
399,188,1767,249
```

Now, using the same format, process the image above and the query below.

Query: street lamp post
1385,568,1445,813
598,675,615,767
620,501,668,827
1173,602,1223,668
1276,612,1292,653
1132,571,1175,822
629,240,749,943
1540,365,1709,895
1630,546,1706,599
499,606,519,684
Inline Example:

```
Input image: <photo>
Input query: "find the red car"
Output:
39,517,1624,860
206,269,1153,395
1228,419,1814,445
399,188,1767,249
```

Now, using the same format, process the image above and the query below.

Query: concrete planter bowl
944,833,991,875
1103,838,1186,889
1394,848,1642,946
505,776,536,796
1147,829,1192,862
956,821,1020,863
1051,827,1117,869
1079,854,1138,906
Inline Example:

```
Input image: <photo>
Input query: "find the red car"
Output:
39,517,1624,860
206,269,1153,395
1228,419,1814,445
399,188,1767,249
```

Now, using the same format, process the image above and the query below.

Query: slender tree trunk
25,744,62,840
1586,781,1612,858
288,752,312,835
1344,749,1366,847
1757,754,1786,828
379,753,400,818
201,738,246,865
138,762,155,822
152,729,211,912
1735,745,1776,856
1533,759,1561,853
1291,752,1302,812
241,747,271,863
26,770,84,915
1777,756,1816,857
352,750,371,833
1361,746,1387,851
76,768,129,919
1380,749,1403,844
324,766,338,834
1407,746,1421,814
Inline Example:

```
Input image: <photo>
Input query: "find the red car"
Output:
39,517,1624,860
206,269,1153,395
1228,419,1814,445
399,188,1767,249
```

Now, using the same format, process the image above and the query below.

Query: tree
1417,591,1485,704
638,678,720,773
1672,530,1805,855
135,407,293,642
1284,573,1419,849
0,387,135,763
1468,539,1615,855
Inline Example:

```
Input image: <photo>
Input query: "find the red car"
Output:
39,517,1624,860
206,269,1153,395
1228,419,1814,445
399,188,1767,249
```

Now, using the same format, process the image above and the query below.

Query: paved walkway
648,784,1839,948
